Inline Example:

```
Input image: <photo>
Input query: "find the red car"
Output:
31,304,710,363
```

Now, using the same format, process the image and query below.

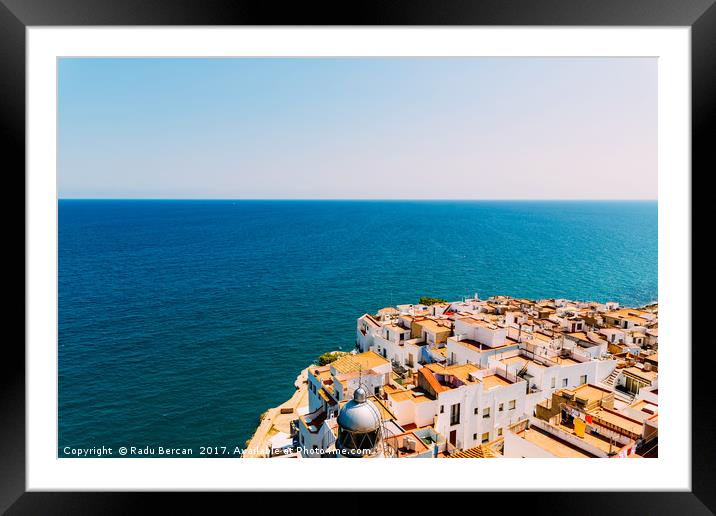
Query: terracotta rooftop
481,374,514,390
413,318,453,332
451,337,512,352
424,362,481,386
623,366,658,382
331,351,390,374
502,355,546,370
309,366,332,383
418,368,448,394
445,445,497,458
589,408,644,436
558,384,612,405
458,317,502,330
518,426,597,458
384,383,434,404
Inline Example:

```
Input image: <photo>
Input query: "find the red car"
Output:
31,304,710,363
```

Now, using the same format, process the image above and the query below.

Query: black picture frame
2,0,708,513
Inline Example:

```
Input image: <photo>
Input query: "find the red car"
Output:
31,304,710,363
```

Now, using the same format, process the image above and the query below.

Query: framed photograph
5,0,709,512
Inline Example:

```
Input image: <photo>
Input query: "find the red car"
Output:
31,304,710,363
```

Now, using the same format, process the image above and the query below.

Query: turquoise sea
58,200,657,456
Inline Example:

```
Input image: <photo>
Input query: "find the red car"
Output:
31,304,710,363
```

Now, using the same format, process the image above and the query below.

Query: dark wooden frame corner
2,1,709,513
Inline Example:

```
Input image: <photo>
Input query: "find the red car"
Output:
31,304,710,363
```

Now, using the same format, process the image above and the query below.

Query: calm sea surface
58,200,657,456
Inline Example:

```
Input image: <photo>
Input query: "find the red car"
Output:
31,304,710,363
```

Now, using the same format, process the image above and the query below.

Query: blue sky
58,57,657,199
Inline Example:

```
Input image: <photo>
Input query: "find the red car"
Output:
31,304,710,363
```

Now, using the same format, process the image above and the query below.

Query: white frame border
27,26,690,491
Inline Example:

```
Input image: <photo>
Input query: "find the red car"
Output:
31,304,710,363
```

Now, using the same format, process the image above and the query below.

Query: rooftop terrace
481,374,514,390
517,426,597,458
331,351,390,375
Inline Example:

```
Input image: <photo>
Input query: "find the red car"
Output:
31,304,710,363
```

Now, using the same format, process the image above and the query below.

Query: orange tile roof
331,351,389,374
424,362,480,385
386,387,434,404
419,368,448,394
481,374,513,390
445,445,496,458
589,408,643,436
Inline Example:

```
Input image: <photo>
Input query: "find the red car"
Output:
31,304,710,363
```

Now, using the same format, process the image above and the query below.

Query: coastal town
246,295,658,459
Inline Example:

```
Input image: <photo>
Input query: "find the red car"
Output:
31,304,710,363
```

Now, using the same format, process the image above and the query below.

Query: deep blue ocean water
58,200,657,456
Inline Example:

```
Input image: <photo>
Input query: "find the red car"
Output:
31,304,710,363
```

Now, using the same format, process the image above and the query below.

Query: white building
383,362,528,451
453,316,507,348
298,351,392,457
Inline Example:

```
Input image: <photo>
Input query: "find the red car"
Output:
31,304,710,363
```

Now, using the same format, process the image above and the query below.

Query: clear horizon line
57,197,658,202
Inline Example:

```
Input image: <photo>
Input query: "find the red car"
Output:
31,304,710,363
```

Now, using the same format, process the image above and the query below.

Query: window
562,378,569,387
497,427,503,436
474,408,479,415
440,405,444,414
473,433,477,440
551,377,556,389
481,432,490,443
508,400,516,410
580,375,588,385
483,407,490,418
450,403,461,425
498,403,504,412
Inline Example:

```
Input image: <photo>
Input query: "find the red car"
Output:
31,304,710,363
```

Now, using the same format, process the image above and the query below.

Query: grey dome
353,386,367,403
337,388,381,433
